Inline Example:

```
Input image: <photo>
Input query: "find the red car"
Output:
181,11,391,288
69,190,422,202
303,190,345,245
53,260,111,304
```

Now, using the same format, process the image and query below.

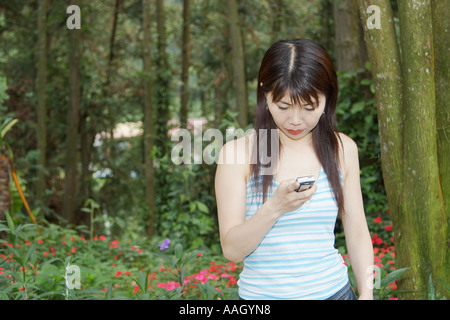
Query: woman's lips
287,129,304,135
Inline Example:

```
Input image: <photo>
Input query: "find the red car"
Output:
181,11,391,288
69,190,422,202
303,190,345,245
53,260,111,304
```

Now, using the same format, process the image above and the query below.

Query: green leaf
380,267,410,288
1,118,18,138
4,211,14,234
24,242,37,266
196,201,209,214
0,290,9,300
174,243,183,260
428,274,436,300
350,101,365,114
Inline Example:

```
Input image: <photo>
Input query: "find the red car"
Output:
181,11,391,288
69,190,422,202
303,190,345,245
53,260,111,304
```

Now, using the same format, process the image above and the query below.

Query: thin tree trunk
271,0,283,43
62,0,81,225
142,0,155,238
333,0,362,71
227,0,248,128
357,0,403,212
36,0,49,206
155,0,169,149
180,0,191,129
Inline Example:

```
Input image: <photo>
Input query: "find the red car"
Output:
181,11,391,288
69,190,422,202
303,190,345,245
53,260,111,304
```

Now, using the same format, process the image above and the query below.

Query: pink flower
166,281,180,290
99,235,106,241
115,271,122,277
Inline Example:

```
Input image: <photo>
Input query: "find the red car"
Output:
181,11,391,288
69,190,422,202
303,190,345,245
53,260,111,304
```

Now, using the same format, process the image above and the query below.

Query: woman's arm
215,136,315,263
339,134,374,300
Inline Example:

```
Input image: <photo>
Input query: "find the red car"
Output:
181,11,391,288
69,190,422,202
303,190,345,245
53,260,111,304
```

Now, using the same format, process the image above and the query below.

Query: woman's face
266,91,326,140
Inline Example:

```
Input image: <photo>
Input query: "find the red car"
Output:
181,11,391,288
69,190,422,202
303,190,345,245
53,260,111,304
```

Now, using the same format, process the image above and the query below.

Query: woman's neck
278,129,313,151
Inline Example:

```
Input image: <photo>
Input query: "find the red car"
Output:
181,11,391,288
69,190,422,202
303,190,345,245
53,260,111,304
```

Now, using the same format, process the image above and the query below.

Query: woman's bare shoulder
217,131,255,181
336,132,359,176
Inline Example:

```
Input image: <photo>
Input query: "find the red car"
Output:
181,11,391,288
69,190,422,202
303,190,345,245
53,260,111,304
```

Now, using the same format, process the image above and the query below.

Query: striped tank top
238,167,348,300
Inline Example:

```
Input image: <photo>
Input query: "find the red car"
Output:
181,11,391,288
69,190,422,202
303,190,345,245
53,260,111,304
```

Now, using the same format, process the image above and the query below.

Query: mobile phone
295,176,315,192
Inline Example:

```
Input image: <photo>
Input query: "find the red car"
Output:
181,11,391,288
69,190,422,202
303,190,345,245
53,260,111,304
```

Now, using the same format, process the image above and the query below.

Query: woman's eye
278,106,289,111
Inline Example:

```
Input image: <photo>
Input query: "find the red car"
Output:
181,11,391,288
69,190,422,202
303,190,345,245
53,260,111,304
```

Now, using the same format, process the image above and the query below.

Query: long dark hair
251,39,344,214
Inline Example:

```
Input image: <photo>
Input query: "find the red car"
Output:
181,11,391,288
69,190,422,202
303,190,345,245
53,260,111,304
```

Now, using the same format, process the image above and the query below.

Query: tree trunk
0,153,10,227
358,0,448,299
357,0,403,212
271,0,283,43
320,0,334,54
36,0,49,206
227,0,248,128
432,0,450,288
180,0,191,129
142,0,155,238
155,0,169,153
397,0,447,299
333,0,364,71
62,0,81,225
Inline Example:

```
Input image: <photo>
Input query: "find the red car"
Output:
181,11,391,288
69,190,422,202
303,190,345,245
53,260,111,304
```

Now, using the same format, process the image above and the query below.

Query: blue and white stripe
238,167,348,300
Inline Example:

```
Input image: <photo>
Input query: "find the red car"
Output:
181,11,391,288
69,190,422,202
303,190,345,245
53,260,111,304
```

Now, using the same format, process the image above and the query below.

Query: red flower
385,225,392,231
115,271,122,277
374,217,382,224
110,240,120,248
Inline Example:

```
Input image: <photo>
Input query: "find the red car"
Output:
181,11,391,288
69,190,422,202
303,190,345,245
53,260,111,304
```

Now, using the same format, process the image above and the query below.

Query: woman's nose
289,107,303,125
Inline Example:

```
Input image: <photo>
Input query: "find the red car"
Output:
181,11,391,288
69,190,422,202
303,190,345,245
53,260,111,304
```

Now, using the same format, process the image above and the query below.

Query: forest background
0,0,448,300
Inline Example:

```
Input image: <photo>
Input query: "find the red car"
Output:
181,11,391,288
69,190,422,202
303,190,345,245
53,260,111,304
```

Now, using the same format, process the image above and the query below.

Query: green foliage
336,67,388,215
0,219,240,300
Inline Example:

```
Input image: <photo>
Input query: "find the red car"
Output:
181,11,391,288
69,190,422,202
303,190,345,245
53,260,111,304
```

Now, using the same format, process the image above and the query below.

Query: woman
215,39,373,300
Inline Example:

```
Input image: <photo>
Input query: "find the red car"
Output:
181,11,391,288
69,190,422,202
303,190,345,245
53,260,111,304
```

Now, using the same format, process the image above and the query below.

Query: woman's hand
266,179,317,217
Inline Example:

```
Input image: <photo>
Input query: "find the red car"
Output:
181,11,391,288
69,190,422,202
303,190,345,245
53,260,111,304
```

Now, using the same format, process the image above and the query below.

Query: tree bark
397,0,447,299
142,0,155,238
432,0,450,288
227,0,248,128
357,0,403,212
271,0,283,43
334,0,364,71
36,0,49,206
155,0,170,156
180,0,191,129
62,0,81,225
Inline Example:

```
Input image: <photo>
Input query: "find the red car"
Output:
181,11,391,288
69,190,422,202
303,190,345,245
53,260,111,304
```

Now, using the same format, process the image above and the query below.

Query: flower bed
0,209,405,300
